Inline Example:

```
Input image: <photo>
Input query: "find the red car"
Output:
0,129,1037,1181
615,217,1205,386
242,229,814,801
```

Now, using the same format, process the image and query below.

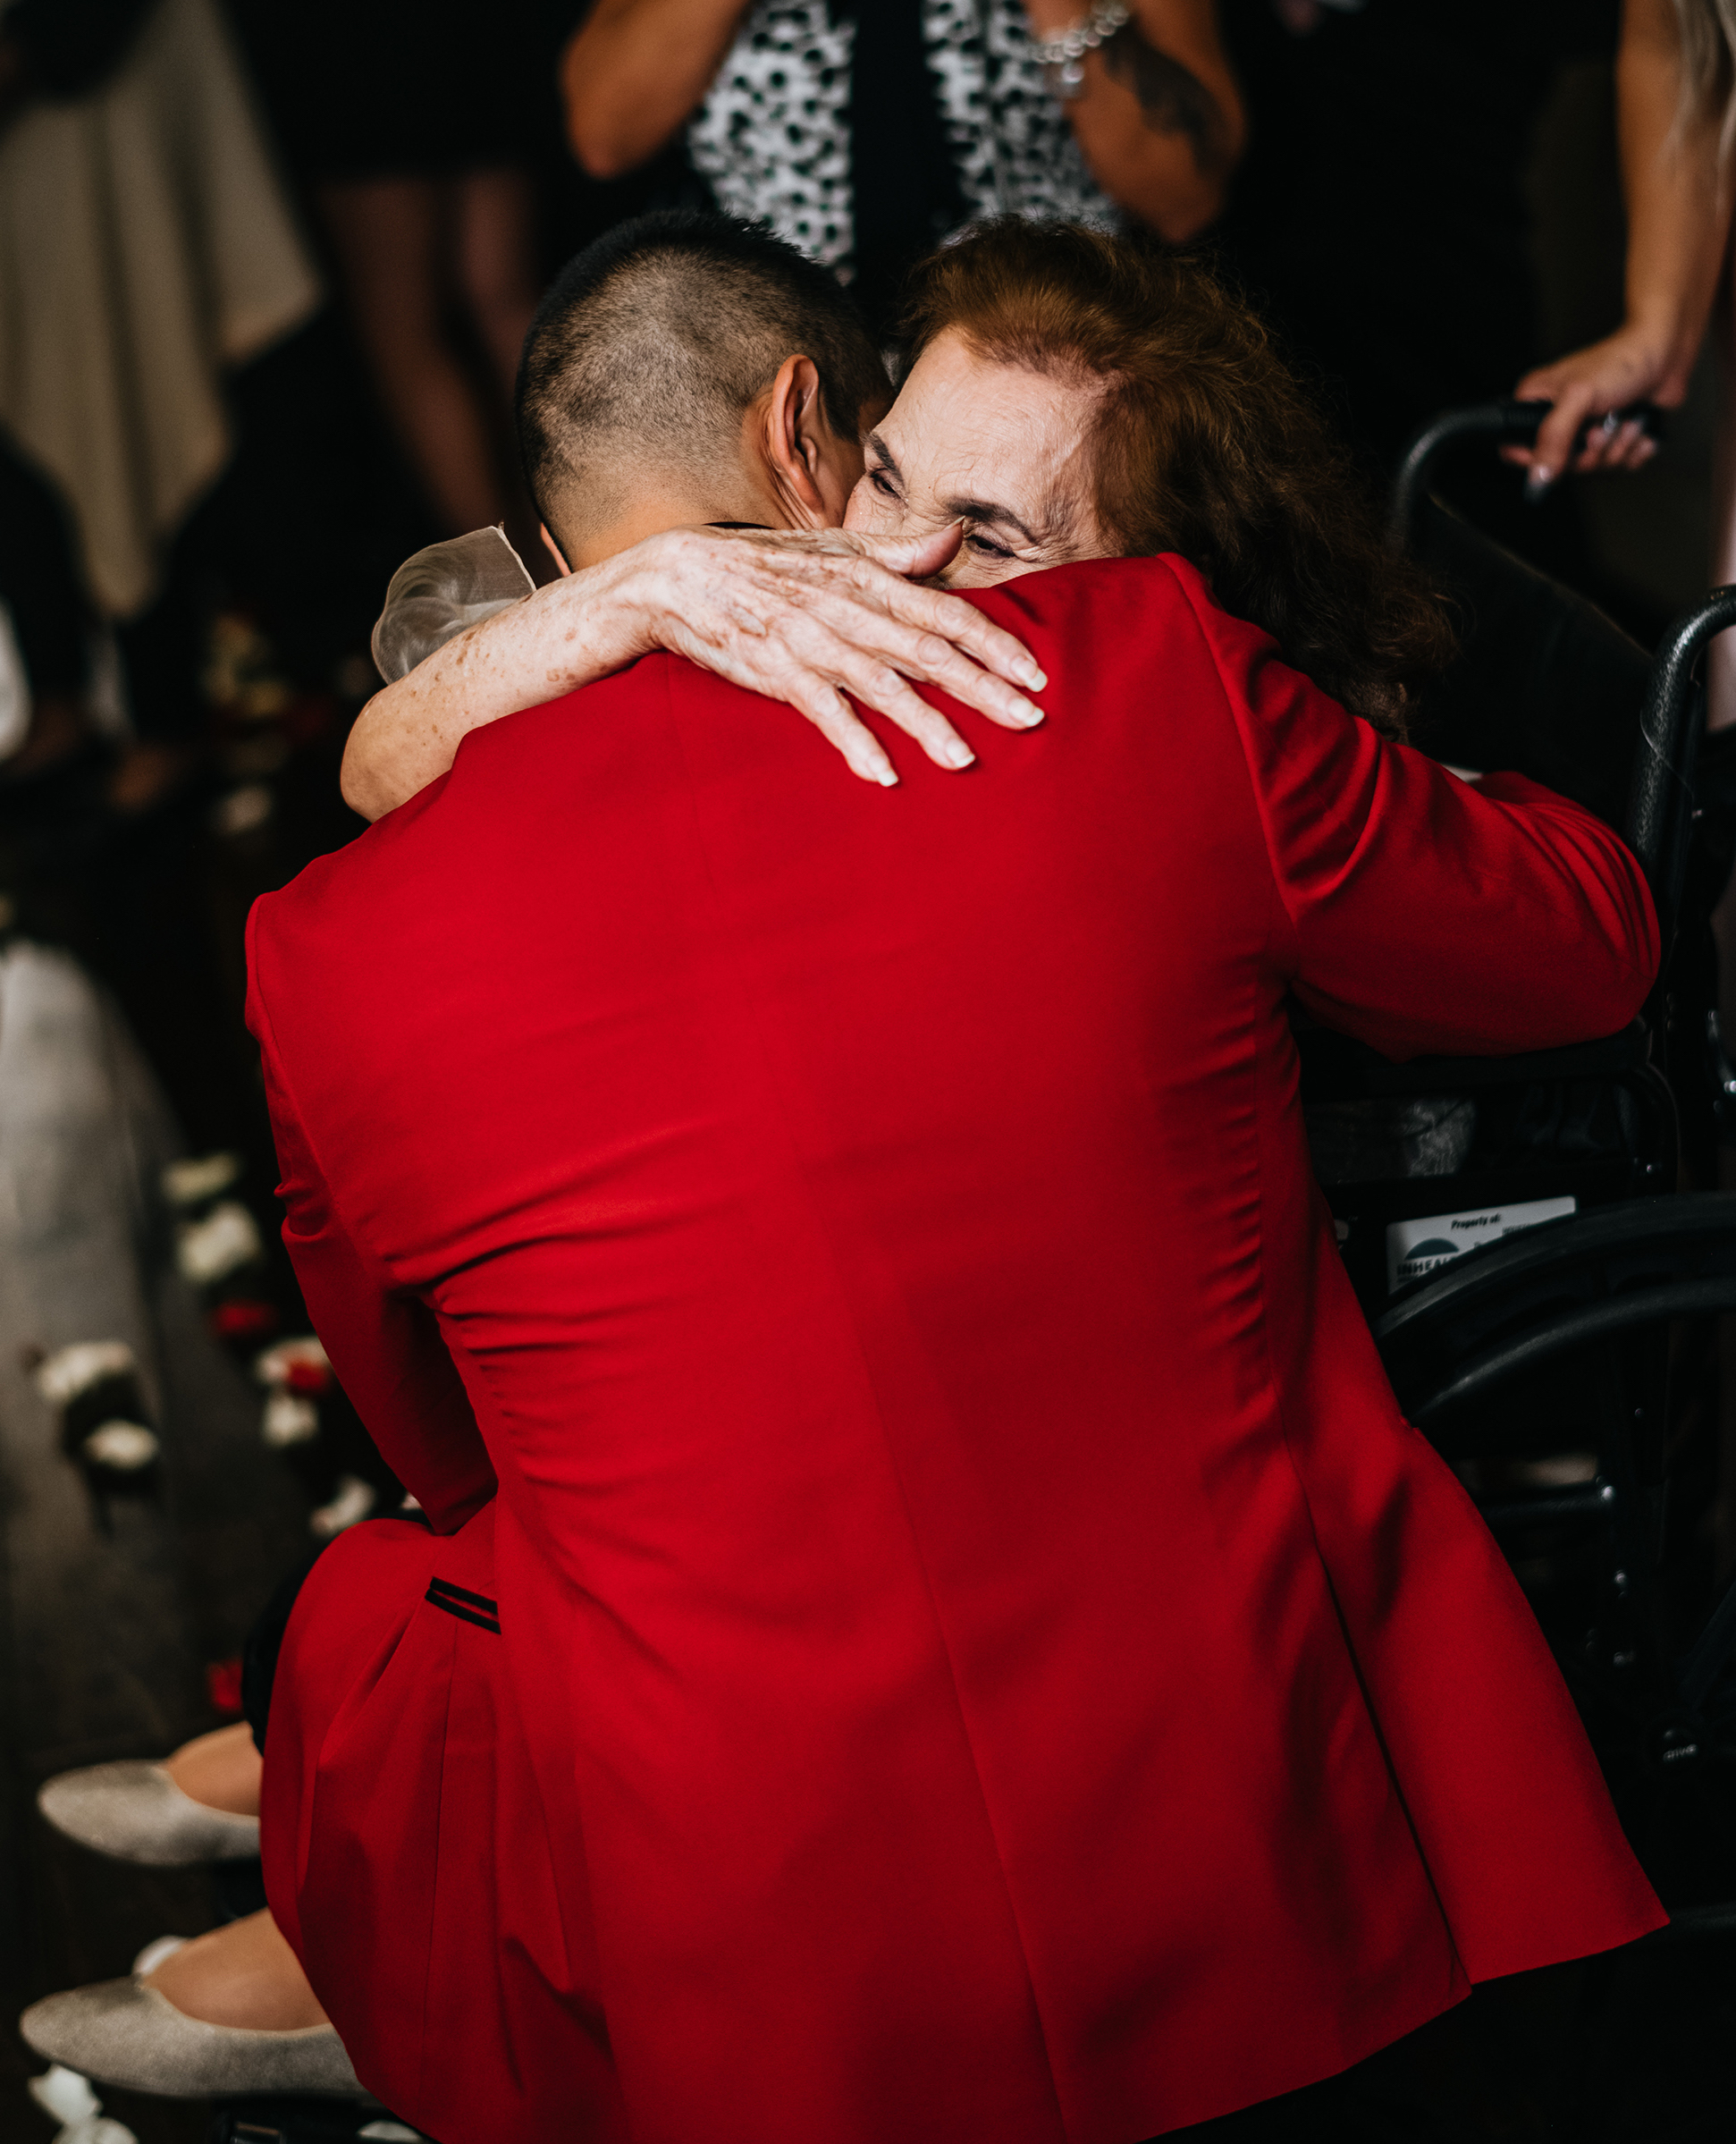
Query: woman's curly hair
901,220,1454,739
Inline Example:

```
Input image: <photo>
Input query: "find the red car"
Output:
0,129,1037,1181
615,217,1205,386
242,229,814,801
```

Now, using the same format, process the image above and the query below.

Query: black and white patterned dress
685,0,1119,278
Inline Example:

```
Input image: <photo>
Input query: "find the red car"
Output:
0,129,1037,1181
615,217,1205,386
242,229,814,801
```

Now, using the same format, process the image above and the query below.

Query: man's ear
764,354,851,528
539,524,573,578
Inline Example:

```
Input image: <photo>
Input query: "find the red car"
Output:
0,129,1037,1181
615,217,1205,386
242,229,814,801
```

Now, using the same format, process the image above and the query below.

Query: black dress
1214,0,1622,594
1217,0,1621,463
228,0,551,181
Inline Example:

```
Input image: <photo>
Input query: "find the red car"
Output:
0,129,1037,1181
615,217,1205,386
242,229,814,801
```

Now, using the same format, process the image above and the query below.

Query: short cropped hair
516,211,889,547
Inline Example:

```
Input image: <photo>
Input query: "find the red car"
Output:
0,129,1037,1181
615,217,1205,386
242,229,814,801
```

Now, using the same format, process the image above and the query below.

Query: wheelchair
1306,398,1736,1321
1305,401,1736,1953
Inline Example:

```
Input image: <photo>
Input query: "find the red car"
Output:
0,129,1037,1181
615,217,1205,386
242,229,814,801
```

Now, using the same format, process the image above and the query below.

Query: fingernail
1525,467,1554,502
1007,699,1045,729
940,737,975,770
1018,662,1048,689
874,762,898,788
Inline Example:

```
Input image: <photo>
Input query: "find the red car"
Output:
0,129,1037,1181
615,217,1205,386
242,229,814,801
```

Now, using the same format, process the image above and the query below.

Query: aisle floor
0,942,308,2144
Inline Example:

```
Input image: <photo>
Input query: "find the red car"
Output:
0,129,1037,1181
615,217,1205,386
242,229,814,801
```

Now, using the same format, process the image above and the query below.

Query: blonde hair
1674,0,1736,153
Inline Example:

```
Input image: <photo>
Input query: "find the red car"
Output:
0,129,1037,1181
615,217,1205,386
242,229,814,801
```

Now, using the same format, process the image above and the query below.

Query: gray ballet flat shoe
20,1979,363,2098
38,1761,261,1865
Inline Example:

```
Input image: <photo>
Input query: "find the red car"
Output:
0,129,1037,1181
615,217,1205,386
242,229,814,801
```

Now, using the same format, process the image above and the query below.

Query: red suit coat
246,557,1665,2144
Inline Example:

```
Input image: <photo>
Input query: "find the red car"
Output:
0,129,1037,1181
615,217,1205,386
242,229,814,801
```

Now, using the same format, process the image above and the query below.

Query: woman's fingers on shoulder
889,581,1047,690
796,560,1047,692
896,626,1045,729
783,593,1043,729
836,656,976,771
784,676,899,786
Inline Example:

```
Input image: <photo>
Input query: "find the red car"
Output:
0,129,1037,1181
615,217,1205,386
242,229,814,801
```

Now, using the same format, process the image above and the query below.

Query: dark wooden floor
0,941,308,2144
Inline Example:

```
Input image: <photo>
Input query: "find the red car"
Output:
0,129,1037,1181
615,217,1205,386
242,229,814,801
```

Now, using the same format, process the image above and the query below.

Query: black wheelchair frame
1315,402,1736,1954
1376,1194,1736,1943
1307,403,1736,1323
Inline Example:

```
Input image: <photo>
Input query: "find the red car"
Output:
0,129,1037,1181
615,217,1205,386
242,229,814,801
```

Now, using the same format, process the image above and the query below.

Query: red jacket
247,557,1664,2144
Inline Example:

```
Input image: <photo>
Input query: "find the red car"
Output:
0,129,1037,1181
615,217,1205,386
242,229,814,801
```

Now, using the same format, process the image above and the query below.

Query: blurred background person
0,0,337,1177
560,0,1244,331
1502,0,1733,687
1217,3,1631,589
240,0,552,559
0,0,321,810
1505,0,1729,502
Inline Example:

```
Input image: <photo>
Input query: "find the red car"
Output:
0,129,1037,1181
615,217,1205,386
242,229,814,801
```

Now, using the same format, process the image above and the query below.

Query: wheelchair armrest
1296,1020,1648,1102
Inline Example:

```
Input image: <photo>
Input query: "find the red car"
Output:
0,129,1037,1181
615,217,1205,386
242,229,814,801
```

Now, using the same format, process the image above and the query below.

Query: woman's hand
1503,325,1681,490
604,522,1048,785
341,522,1047,822
1504,0,1732,494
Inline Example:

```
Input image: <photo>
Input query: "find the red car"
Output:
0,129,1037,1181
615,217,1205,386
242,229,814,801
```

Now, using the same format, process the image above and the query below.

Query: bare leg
163,1721,262,1817
145,1910,327,2031
455,166,540,401
318,176,510,536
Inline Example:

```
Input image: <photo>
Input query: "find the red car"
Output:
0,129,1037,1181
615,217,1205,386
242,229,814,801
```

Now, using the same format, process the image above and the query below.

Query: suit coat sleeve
246,906,497,1534
1177,570,1662,1060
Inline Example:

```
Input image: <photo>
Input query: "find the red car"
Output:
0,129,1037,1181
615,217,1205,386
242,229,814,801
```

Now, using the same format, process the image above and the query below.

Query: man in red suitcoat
247,230,1666,2144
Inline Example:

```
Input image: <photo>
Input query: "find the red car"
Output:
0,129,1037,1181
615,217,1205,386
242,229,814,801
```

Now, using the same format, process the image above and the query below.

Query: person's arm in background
561,0,750,176
1023,0,1244,240
1508,0,1733,489
341,522,1049,820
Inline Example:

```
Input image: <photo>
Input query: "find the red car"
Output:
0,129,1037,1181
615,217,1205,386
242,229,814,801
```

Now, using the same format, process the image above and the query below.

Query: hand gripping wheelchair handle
1389,399,1665,548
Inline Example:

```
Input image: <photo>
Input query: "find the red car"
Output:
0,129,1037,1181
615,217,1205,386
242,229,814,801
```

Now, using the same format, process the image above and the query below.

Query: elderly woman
30,222,1663,2140
341,219,1455,816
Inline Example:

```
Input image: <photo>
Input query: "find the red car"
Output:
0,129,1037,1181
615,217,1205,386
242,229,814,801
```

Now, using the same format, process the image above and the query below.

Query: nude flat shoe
20,1979,363,2098
38,1760,261,1865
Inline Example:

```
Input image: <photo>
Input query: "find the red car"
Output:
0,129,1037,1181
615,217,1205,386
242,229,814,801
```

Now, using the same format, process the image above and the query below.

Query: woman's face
842,330,1113,587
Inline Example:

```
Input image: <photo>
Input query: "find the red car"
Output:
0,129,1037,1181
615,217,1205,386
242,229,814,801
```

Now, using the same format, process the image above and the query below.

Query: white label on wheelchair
1385,1195,1577,1295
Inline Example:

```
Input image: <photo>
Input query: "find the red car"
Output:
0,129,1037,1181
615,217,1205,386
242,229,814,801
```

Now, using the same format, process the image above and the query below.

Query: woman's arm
1512,0,1733,486
341,524,1049,822
1023,0,1245,241
561,0,750,178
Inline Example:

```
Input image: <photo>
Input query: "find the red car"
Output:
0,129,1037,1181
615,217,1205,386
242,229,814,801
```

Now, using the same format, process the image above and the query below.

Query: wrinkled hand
613,521,1048,784
1504,325,1681,492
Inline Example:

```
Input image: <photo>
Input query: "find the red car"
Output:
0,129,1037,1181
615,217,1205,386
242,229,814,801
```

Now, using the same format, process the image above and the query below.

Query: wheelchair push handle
1501,398,1664,445
1389,399,1665,545
1626,583,1736,950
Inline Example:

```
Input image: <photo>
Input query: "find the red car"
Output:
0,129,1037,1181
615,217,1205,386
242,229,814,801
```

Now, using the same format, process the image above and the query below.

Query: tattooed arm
1024,0,1243,240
